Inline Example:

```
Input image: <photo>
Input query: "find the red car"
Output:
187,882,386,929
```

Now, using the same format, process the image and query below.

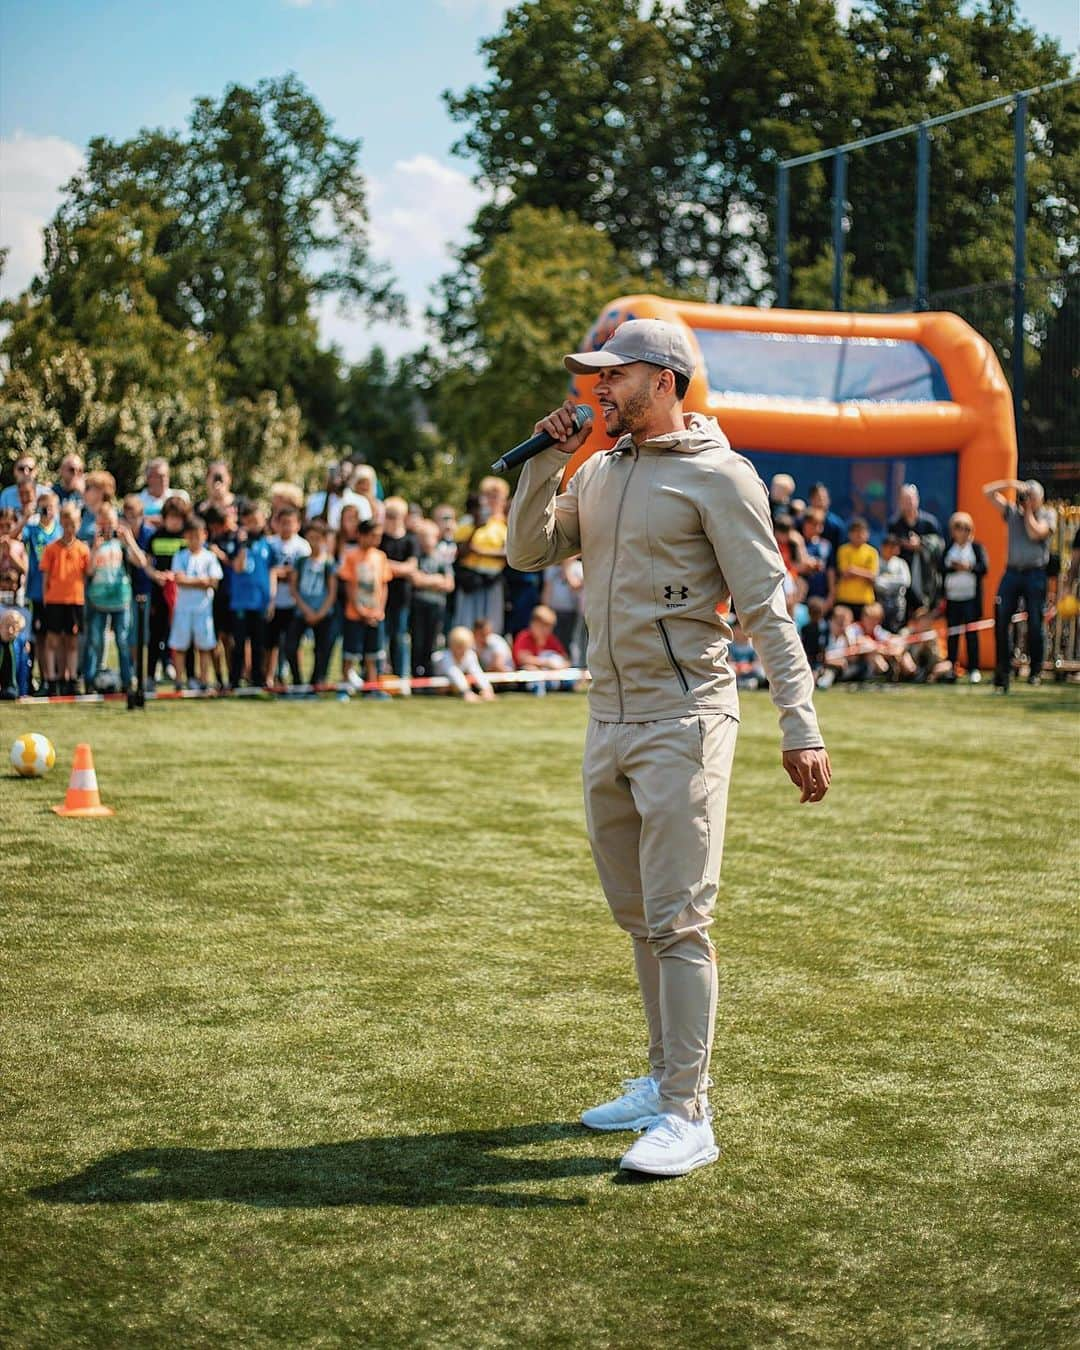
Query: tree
842,0,1078,300
331,348,429,474
446,0,1078,308
445,1,702,285
790,248,889,311
429,205,687,482
24,75,402,440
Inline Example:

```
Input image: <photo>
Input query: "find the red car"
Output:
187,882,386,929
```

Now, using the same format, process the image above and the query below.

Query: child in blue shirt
230,502,273,688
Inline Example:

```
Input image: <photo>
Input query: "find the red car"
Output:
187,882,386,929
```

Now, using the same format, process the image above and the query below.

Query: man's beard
605,387,652,438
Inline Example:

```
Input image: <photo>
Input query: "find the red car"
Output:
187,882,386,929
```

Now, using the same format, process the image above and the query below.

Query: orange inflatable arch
566,295,1016,650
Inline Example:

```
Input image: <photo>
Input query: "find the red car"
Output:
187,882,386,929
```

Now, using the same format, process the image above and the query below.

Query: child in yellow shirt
835,518,878,617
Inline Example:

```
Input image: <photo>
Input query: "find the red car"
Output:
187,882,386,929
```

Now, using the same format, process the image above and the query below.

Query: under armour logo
664,585,689,602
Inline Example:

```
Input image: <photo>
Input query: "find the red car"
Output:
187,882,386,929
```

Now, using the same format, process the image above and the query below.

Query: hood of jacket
612,412,731,457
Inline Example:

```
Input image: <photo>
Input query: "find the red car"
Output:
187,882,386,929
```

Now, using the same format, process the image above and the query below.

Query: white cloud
0,132,84,298
367,153,483,263
314,153,484,362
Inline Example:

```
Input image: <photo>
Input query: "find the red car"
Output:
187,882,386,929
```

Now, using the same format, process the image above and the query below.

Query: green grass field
3,686,1078,1348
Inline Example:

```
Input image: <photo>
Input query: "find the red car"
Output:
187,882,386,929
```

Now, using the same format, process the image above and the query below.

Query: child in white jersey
163,516,223,689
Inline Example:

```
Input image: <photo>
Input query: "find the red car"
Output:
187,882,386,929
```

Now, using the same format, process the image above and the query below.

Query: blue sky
1,0,1076,363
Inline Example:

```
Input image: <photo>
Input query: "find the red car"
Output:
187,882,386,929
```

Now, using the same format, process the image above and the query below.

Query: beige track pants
583,714,737,1121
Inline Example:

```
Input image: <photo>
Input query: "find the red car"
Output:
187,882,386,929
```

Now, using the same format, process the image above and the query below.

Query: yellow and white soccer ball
10,732,57,778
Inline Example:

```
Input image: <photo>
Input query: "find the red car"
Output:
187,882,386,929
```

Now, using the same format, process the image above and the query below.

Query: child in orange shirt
336,517,391,697
39,502,90,694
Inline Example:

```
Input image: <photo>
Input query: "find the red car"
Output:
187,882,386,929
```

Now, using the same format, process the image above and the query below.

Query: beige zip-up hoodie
506,413,824,751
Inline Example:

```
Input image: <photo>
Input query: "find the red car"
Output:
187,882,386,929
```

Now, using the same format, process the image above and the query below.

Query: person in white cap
507,318,831,1176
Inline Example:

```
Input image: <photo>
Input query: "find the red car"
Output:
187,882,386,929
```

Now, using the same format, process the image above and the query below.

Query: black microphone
490,405,593,473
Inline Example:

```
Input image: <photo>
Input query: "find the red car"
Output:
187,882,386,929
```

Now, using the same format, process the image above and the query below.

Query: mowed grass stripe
2,687,1078,1347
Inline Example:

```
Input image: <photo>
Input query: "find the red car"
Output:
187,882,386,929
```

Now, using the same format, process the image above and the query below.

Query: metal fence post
776,163,790,308
831,151,847,311
1013,94,1028,454
915,124,930,309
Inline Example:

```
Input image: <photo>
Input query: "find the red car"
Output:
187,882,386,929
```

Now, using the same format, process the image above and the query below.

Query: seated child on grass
856,601,916,681
434,626,495,703
816,604,861,688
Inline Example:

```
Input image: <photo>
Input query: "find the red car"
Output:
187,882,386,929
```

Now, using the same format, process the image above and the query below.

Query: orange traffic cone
51,743,115,818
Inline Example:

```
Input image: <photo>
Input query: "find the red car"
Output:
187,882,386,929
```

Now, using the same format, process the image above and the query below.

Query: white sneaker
580,1075,662,1132
969,670,982,684
345,668,365,692
619,1111,719,1176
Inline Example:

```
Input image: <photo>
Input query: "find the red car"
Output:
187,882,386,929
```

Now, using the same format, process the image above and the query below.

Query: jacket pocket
656,618,690,694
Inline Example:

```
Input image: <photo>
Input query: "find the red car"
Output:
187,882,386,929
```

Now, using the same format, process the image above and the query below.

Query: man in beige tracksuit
507,319,831,1177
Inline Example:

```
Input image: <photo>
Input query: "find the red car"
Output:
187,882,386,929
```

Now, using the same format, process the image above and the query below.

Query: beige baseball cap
564,318,696,381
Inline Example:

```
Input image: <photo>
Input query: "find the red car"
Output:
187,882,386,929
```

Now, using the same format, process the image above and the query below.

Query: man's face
810,487,829,512
899,490,918,521
147,465,168,495
14,457,36,484
595,363,657,438
60,458,82,484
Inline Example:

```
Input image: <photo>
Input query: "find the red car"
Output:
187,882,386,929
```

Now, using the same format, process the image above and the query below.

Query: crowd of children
0,453,1046,701
764,475,985,688
0,453,579,700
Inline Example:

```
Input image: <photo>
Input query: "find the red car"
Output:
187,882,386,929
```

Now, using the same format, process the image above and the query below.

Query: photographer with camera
983,477,1056,691
195,462,235,518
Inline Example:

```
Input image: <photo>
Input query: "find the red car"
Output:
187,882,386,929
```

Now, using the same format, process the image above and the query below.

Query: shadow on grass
29,1122,616,1210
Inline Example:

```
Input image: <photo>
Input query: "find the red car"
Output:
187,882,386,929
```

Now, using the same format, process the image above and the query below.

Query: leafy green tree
447,0,1077,308
790,248,889,311
842,0,1078,300
25,74,401,440
331,348,429,474
445,1,702,284
429,205,687,481
676,0,872,296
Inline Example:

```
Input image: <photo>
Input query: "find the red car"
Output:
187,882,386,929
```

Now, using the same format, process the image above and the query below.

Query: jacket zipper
607,447,638,719
656,617,690,694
